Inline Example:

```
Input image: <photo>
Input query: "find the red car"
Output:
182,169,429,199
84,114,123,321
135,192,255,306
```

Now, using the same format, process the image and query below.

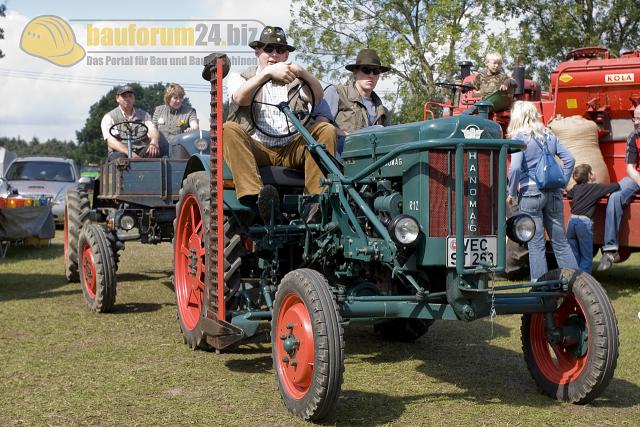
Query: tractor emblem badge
462,125,483,139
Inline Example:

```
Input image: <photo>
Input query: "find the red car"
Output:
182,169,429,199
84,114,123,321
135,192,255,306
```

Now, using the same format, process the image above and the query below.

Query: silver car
3,156,89,223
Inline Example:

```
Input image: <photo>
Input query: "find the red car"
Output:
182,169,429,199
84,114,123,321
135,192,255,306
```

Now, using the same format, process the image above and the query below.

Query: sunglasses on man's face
359,66,381,75
262,44,288,54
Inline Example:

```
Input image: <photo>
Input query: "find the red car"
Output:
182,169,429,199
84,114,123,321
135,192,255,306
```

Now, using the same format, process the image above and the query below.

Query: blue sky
0,0,293,141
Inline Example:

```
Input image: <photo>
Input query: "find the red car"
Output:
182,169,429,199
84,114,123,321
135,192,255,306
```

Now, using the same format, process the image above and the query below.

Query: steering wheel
250,77,316,139
109,120,149,143
436,82,473,92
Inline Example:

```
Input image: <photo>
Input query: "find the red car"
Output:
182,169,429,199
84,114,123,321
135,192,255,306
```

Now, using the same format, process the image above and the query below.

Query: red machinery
435,47,640,261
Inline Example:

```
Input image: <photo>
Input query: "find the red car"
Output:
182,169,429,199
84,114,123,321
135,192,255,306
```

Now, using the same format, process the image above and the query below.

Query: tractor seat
258,166,304,188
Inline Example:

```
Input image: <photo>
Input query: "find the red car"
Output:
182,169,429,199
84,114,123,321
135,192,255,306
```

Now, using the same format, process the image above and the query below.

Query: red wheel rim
174,194,206,331
81,242,97,299
63,206,69,266
529,294,589,384
275,292,315,400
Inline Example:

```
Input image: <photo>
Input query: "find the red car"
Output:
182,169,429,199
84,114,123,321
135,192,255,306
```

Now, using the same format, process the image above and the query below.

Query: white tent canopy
0,147,16,178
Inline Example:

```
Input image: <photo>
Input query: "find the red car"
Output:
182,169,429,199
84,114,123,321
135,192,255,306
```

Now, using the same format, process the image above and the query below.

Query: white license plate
447,236,497,268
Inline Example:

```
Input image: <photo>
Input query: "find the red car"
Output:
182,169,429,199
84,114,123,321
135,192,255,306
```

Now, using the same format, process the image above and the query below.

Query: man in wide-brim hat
224,25,336,215
316,48,392,155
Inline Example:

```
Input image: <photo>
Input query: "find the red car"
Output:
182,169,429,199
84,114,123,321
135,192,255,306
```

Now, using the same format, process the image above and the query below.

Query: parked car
4,156,89,223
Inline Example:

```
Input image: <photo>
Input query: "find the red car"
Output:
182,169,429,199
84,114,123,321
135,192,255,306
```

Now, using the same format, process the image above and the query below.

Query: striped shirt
227,68,308,148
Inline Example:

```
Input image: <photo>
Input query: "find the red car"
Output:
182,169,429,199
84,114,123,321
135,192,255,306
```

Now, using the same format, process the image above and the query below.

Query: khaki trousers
223,121,337,199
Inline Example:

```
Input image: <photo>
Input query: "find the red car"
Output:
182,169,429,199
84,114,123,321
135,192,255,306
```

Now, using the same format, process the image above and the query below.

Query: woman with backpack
507,101,578,280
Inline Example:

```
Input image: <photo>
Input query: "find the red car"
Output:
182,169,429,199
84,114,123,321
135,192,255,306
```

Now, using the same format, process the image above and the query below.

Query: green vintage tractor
172,56,619,421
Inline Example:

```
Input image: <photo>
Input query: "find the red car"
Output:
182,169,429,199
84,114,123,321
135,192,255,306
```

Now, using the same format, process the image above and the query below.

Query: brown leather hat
248,26,295,52
345,49,391,72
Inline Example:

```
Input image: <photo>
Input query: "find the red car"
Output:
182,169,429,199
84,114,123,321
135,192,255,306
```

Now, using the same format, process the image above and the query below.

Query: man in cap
223,25,336,213
100,85,161,161
315,48,392,155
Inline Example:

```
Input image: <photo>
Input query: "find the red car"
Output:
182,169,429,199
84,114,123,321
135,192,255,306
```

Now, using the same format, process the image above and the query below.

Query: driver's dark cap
116,85,134,96
248,26,295,52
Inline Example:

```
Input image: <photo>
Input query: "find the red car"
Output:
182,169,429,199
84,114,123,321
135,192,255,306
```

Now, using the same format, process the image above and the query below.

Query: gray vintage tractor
64,119,212,312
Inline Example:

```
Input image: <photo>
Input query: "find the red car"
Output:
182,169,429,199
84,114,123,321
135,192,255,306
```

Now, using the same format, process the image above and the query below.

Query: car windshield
6,161,74,182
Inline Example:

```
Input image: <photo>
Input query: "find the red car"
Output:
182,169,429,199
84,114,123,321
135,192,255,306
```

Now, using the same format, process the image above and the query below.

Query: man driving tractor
222,25,336,216
100,85,161,161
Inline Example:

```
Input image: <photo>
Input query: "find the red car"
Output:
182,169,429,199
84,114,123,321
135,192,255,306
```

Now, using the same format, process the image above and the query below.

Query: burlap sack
548,115,609,189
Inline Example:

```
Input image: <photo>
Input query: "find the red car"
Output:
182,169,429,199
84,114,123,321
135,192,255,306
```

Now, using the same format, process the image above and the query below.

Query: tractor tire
521,268,619,404
173,171,242,351
78,223,117,313
272,269,344,421
64,189,90,282
374,318,435,342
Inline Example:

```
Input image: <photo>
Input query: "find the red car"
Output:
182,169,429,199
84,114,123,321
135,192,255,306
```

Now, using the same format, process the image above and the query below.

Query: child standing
566,164,620,273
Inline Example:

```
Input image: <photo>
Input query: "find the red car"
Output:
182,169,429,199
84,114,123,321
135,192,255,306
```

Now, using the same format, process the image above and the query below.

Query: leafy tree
500,0,640,86
289,0,501,123
0,3,6,59
0,137,80,163
75,82,191,163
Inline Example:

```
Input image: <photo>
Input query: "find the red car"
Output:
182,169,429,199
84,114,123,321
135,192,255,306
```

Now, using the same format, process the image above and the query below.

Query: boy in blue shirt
566,164,620,273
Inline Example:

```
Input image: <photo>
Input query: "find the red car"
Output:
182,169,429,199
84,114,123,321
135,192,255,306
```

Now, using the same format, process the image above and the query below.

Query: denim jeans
566,216,593,273
603,176,640,252
519,190,578,280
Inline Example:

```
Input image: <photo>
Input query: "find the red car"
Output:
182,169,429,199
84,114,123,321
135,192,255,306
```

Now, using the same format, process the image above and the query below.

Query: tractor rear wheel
272,269,344,421
521,269,619,404
64,189,90,282
78,223,117,313
173,171,242,350
374,318,435,342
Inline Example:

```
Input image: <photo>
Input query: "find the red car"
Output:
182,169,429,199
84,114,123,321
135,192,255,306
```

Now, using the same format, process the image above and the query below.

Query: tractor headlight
388,215,420,246
194,138,208,152
507,213,536,244
119,214,136,231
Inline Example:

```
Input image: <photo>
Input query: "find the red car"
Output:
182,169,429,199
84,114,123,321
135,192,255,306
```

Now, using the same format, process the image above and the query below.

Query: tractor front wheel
521,269,619,404
272,269,344,421
173,171,243,351
64,189,90,282
78,223,117,312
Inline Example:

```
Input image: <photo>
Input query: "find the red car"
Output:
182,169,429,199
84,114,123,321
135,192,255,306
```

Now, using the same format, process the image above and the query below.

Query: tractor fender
180,154,249,213
182,154,209,183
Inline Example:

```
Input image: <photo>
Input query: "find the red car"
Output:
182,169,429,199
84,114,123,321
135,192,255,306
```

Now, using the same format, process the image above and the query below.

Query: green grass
1,237,639,426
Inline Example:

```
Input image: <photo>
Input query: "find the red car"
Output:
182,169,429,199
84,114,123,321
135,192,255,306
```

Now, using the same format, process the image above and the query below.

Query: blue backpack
532,136,566,190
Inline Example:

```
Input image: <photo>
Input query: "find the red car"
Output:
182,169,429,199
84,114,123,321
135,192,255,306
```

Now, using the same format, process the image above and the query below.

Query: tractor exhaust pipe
514,65,525,96
458,61,473,81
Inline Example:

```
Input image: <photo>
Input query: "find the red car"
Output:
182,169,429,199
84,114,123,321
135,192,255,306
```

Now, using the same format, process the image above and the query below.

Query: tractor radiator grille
428,150,498,237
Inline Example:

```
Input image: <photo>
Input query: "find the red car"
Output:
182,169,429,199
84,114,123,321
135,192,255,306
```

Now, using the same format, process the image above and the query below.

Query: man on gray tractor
100,85,161,161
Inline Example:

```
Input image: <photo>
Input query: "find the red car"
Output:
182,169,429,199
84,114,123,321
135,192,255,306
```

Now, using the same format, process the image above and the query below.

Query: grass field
1,236,639,426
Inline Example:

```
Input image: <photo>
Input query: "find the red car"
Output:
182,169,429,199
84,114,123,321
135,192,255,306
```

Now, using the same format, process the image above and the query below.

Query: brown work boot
257,185,281,224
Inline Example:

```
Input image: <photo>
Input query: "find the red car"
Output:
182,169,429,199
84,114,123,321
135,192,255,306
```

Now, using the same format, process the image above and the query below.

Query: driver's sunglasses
262,44,288,54
359,66,381,75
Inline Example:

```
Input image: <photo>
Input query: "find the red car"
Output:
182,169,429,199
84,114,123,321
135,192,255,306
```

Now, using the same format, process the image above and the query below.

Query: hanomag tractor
173,57,619,421
64,107,213,312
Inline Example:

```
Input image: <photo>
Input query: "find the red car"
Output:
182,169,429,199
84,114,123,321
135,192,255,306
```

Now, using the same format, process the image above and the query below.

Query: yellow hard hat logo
20,15,85,67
